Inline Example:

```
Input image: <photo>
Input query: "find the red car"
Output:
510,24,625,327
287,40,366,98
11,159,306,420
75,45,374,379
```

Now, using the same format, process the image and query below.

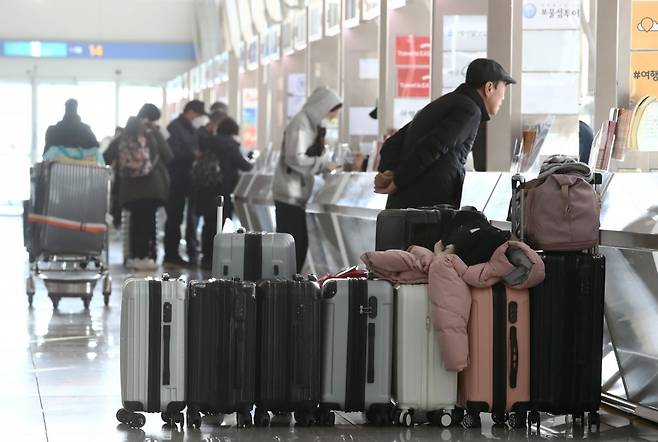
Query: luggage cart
24,161,112,309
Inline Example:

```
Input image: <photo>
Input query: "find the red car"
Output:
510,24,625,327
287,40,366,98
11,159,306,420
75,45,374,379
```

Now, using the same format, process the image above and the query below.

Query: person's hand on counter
374,170,397,194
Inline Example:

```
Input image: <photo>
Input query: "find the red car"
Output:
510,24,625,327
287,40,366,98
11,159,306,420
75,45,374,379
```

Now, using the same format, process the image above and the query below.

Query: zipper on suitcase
147,280,162,412
492,283,507,413
244,233,263,281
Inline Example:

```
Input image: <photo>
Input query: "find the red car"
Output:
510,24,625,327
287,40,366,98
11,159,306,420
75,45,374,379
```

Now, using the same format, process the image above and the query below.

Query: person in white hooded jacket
273,86,342,272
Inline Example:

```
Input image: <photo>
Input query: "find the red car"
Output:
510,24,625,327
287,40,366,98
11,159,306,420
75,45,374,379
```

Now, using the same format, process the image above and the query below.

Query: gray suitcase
29,161,109,257
317,278,394,426
116,275,187,429
212,230,296,281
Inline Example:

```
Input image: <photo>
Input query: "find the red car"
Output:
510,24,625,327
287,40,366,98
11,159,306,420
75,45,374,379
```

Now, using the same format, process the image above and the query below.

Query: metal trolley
24,161,112,309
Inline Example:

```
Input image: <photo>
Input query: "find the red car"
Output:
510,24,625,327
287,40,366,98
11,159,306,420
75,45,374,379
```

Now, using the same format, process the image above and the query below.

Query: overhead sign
522,0,580,30
0,40,195,60
396,35,430,67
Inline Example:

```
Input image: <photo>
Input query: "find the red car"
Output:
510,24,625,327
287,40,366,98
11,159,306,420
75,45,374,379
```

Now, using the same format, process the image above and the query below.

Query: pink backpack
522,174,600,251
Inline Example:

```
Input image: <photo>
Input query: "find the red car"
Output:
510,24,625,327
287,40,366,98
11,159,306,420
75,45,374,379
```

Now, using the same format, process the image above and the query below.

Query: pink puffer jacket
429,240,545,372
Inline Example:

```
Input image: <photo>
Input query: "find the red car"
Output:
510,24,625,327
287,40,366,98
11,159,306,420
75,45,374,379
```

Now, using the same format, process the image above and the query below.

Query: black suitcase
528,252,605,430
186,279,257,429
254,276,322,427
375,205,456,251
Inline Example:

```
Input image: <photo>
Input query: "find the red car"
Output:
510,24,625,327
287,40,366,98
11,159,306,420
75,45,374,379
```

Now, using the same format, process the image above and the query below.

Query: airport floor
4,214,658,442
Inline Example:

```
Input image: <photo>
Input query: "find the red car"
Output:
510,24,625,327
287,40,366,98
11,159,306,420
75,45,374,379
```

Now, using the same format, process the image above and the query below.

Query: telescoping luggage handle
216,196,224,234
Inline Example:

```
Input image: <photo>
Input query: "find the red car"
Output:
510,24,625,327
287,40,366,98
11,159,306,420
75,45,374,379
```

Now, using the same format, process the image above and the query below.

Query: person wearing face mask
195,115,254,269
374,58,515,209
273,86,342,272
163,99,207,266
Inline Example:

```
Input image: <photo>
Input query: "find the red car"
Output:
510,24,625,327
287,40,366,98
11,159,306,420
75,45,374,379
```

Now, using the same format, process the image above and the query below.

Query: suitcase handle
509,326,518,388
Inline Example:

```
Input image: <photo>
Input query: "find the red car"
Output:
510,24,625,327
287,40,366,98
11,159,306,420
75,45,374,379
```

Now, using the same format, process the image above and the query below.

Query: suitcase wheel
431,410,453,427
588,412,600,431
236,411,252,428
492,412,508,425
186,409,202,429
254,409,271,427
398,409,413,427
294,410,315,427
508,412,527,429
461,412,481,429
116,408,145,429
161,411,183,427
315,409,335,427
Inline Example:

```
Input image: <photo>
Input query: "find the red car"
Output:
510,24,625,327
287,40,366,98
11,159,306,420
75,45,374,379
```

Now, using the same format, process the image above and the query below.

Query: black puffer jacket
166,115,199,187
385,83,489,209
43,114,98,154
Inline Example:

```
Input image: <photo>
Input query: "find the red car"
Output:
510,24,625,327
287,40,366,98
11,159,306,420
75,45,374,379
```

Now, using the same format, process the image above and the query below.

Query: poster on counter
632,1,658,50
630,51,658,99
522,0,580,30
394,98,429,128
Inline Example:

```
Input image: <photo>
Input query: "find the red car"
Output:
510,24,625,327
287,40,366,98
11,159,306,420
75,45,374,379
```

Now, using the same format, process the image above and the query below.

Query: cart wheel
492,412,508,425
509,412,526,429
588,412,600,431
187,409,202,429
51,296,60,309
254,409,270,427
83,297,91,310
399,409,413,427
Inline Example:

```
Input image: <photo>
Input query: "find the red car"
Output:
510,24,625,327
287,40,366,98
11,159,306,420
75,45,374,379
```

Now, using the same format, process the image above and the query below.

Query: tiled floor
5,215,658,441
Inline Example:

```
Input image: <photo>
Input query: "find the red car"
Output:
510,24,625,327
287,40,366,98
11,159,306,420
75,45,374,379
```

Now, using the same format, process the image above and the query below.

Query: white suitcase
116,275,187,429
394,284,461,427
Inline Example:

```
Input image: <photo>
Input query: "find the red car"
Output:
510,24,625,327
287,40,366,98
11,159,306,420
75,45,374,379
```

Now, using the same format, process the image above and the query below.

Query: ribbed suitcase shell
212,232,296,281
32,161,109,256
320,278,394,417
255,278,322,414
187,279,257,416
529,252,605,415
395,285,458,416
459,284,530,415
120,278,187,414
375,207,455,251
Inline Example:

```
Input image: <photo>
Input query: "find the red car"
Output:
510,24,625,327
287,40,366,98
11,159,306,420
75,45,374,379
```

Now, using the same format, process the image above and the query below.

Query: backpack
118,135,154,178
192,153,223,190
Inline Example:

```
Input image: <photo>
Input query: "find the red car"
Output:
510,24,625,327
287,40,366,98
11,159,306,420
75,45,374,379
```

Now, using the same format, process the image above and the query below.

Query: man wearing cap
164,99,207,266
374,58,515,209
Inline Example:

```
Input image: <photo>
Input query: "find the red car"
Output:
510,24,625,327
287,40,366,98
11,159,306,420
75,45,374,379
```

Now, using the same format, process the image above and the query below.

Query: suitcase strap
344,279,368,411
492,283,508,413
147,281,162,412
244,233,263,281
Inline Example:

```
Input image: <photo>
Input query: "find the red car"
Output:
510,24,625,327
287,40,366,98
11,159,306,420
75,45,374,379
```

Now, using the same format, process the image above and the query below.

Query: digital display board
0,40,195,60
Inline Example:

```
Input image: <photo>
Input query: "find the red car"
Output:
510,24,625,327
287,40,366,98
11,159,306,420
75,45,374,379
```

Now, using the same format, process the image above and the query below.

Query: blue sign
1,40,195,60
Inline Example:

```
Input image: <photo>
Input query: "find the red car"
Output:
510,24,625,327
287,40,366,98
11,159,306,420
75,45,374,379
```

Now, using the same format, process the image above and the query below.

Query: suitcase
394,284,460,427
375,206,455,251
254,276,322,427
458,283,531,429
116,276,187,429
319,278,394,425
528,252,605,430
212,230,296,281
186,278,257,429
29,161,110,257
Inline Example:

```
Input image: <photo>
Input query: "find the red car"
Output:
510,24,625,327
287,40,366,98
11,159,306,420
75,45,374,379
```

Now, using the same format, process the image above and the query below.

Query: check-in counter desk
234,170,658,422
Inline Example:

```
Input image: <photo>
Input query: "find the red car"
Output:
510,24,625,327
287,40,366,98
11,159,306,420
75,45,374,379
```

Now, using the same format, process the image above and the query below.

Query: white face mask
192,115,209,129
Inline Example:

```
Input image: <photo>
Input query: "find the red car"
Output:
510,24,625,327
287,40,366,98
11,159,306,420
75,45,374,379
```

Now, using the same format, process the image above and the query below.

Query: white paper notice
359,58,379,79
287,73,306,97
521,72,578,114
349,107,379,135
394,98,429,129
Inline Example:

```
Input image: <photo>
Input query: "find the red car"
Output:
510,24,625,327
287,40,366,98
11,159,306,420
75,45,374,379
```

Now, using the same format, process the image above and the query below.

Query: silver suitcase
317,278,394,425
117,275,187,429
30,161,109,256
212,230,296,281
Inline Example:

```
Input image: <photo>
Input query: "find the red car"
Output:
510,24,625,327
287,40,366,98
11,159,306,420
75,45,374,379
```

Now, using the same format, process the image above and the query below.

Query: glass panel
442,15,487,96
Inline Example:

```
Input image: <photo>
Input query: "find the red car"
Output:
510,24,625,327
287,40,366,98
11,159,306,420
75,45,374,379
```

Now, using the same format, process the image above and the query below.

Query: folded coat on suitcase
118,277,186,428
186,278,257,429
458,283,531,429
319,278,394,425
254,277,322,426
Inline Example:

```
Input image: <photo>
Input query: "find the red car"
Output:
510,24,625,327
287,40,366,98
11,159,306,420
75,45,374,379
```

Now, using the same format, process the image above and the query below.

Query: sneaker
163,255,189,266
133,258,159,271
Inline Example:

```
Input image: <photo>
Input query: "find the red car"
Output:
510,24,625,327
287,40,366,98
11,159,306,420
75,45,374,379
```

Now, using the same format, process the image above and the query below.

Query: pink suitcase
458,283,530,429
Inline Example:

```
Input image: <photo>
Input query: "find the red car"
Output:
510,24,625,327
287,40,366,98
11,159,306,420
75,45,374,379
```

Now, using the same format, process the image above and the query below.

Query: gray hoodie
273,86,342,208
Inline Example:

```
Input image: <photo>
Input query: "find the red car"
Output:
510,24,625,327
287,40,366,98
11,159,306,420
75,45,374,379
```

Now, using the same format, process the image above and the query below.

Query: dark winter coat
43,114,99,154
167,115,199,187
385,83,490,209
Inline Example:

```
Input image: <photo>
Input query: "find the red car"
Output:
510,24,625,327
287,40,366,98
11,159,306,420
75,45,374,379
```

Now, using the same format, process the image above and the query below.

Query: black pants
275,201,307,273
124,199,159,259
164,184,199,259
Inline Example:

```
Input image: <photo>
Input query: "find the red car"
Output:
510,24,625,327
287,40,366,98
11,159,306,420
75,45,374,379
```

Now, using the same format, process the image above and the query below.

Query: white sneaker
132,258,159,271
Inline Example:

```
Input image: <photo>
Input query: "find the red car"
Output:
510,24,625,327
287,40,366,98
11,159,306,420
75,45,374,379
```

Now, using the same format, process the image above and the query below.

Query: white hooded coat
273,86,342,208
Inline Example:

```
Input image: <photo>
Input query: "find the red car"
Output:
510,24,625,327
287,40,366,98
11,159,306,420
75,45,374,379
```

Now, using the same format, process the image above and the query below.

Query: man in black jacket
43,99,98,154
164,99,207,266
375,59,515,209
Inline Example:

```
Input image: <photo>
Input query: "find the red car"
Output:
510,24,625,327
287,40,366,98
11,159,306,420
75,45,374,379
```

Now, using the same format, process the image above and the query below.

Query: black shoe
163,255,189,266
